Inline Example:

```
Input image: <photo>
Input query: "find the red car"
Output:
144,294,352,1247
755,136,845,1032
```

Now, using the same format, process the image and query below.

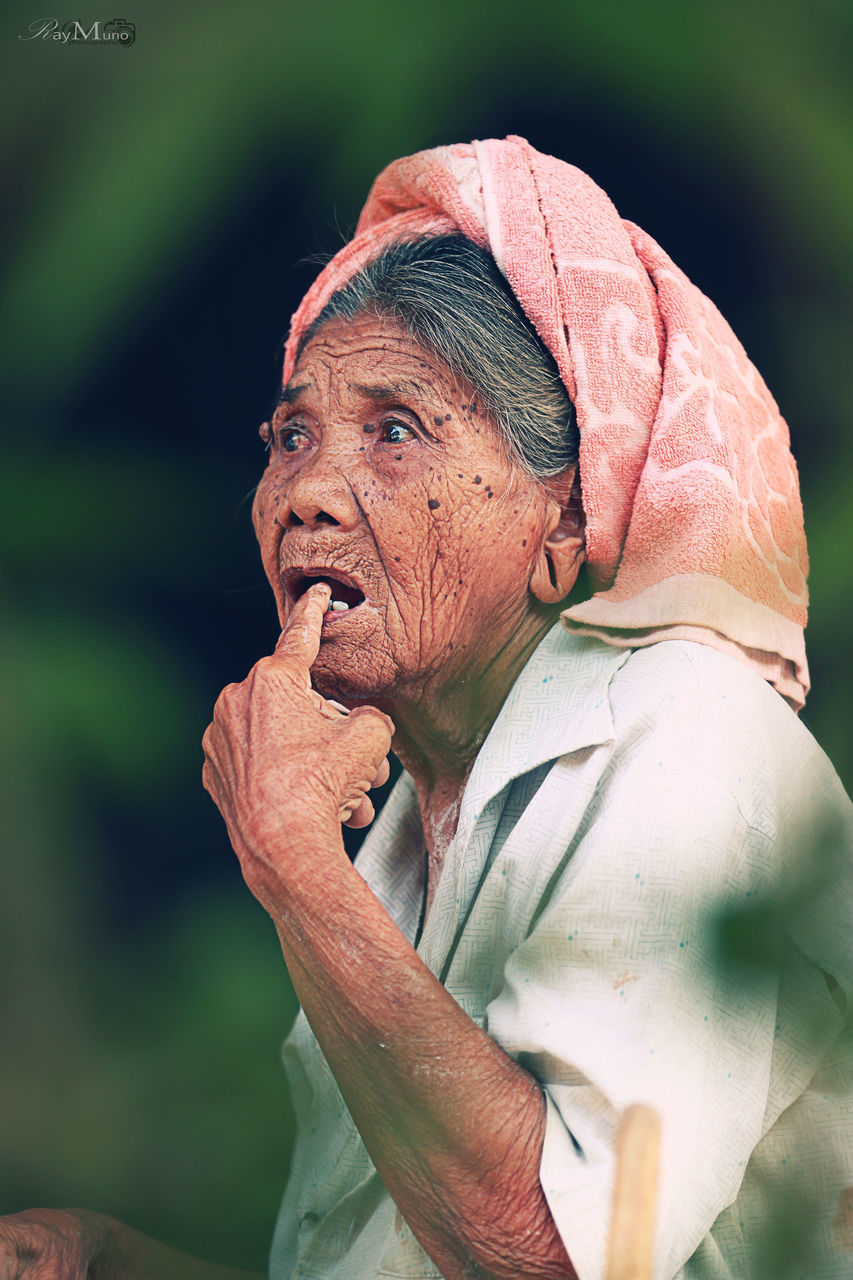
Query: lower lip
321,604,364,626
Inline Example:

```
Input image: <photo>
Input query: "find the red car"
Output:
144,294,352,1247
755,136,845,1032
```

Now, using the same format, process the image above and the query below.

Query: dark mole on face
363,423,376,434
428,498,441,510
433,416,444,427
474,475,482,484
444,414,451,422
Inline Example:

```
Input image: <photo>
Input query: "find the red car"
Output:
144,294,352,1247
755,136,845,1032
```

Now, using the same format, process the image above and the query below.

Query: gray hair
298,235,579,479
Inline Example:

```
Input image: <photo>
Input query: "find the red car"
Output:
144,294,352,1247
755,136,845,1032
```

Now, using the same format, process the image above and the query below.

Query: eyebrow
276,382,310,407
352,381,431,402
275,378,432,408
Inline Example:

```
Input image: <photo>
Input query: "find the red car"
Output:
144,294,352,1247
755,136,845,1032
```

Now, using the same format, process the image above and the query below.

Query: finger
346,707,395,774
201,759,218,800
201,722,216,760
371,756,391,789
313,694,350,722
342,794,376,829
274,583,332,670
347,704,395,739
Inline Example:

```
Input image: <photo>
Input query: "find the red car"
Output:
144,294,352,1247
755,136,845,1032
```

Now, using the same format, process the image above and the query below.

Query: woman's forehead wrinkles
299,321,453,382
283,317,477,422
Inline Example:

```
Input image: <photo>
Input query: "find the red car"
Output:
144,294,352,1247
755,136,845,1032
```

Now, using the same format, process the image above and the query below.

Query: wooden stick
605,1104,661,1280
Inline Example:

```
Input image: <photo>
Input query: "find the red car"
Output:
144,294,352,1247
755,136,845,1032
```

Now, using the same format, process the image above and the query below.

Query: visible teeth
330,600,350,612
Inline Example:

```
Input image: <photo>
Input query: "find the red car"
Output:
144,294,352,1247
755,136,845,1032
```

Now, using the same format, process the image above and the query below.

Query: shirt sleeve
482,738,785,1280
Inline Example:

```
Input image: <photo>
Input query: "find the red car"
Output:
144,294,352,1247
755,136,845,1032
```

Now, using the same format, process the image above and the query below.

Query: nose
279,447,360,531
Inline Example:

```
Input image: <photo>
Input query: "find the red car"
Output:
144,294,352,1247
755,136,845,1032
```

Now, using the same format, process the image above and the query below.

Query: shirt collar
455,623,632,847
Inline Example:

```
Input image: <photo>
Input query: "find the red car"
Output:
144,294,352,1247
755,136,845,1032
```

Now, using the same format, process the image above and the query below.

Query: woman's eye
275,424,310,453
380,419,415,445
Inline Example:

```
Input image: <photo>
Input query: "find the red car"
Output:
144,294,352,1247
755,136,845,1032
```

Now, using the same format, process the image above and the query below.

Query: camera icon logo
104,18,136,44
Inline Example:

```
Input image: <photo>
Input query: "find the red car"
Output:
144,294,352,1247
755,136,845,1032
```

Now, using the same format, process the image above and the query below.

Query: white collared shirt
269,626,853,1280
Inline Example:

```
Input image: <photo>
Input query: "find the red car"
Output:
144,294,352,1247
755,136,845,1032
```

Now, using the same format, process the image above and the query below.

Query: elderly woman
2,137,851,1280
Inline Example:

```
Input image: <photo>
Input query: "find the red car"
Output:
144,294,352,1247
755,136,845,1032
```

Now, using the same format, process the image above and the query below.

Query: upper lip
281,564,368,607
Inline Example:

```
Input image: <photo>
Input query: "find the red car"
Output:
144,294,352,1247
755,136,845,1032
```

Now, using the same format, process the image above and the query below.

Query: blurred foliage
1,0,851,1272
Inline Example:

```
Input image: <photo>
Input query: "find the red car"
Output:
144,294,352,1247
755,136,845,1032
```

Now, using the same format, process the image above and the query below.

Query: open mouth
288,571,367,615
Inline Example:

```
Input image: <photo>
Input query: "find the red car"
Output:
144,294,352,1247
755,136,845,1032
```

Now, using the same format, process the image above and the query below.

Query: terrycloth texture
281,136,810,708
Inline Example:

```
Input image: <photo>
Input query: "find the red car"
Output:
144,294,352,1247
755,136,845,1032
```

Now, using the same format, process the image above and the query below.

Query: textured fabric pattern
269,628,853,1280
279,136,809,708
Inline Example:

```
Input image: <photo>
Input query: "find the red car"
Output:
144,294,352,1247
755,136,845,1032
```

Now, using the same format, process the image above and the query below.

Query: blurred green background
1,0,851,1271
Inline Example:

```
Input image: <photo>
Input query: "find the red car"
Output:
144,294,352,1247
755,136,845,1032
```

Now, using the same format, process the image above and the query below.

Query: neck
371,609,559,891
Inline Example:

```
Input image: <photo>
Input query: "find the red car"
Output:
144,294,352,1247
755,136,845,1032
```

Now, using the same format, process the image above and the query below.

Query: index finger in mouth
274,582,332,669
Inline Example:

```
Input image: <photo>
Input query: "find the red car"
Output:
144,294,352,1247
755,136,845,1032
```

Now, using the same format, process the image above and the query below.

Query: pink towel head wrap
281,136,809,709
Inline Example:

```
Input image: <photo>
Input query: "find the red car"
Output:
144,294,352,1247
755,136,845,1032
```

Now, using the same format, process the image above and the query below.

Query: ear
529,467,586,605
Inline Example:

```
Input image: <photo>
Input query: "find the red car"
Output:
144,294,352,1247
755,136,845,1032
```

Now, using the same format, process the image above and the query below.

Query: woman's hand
201,583,394,913
0,1209,265,1280
201,581,575,1280
0,1208,108,1279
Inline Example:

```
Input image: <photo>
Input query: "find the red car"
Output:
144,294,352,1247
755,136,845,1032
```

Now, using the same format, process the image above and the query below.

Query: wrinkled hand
0,1209,107,1279
202,583,394,910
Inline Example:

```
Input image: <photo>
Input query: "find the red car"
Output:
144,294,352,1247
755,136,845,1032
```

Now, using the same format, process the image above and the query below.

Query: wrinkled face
252,313,555,702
